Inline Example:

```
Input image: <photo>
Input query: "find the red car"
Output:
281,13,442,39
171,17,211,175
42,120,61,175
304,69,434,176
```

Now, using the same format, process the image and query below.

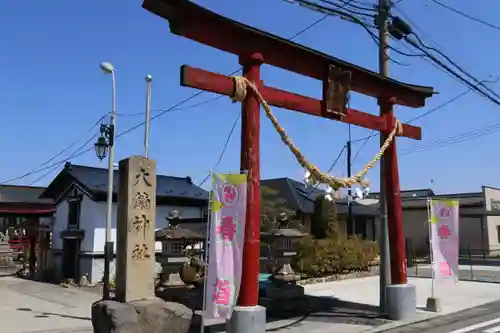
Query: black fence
406,243,500,283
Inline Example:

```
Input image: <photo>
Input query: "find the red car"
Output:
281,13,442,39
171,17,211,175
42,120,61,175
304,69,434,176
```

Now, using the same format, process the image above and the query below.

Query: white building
40,162,209,284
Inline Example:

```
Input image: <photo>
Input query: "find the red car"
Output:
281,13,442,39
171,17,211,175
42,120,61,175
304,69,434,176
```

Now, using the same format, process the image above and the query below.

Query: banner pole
427,197,436,299
200,171,213,333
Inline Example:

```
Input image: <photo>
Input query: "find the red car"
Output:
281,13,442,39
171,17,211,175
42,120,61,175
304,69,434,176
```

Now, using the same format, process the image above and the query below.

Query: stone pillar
92,156,193,333
115,156,157,302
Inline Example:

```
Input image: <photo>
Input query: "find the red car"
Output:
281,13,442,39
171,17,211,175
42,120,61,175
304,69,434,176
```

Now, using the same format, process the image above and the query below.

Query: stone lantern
260,228,306,276
260,227,309,317
155,212,205,286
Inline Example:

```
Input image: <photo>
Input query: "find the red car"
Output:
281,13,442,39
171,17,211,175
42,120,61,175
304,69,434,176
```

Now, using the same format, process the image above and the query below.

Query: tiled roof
261,177,378,216
368,189,435,199
401,196,484,208
40,163,208,202
0,185,53,204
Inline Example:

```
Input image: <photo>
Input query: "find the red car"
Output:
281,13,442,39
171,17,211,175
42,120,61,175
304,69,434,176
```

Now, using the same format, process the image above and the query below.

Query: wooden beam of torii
143,0,435,308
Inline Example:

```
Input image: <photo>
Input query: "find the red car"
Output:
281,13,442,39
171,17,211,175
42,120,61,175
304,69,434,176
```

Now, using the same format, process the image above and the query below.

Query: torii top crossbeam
143,0,434,108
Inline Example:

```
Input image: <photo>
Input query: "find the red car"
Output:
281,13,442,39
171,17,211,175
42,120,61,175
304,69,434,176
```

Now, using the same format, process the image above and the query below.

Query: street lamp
96,61,116,300
94,129,110,161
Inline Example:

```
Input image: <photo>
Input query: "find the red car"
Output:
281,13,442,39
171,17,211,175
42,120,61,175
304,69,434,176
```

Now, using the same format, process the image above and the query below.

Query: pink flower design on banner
212,278,233,305
216,215,237,242
439,261,452,277
438,206,451,218
220,183,238,207
438,224,452,239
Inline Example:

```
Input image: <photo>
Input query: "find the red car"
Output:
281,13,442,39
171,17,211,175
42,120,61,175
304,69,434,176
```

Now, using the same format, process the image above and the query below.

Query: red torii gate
143,0,434,308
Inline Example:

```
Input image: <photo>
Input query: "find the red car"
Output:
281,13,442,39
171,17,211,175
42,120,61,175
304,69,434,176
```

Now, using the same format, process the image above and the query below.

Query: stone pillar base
226,305,266,333
385,284,416,320
91,297,192,333
426,297,442,312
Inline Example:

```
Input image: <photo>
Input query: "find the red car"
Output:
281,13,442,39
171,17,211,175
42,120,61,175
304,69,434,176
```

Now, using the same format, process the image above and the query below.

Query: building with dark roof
368,187,500,255
261,179,500,255
261,177,378,241
0,185,56,260
42,162,209,283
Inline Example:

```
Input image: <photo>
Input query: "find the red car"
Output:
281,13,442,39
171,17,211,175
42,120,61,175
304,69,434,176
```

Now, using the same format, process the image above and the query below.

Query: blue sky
1,0,499,194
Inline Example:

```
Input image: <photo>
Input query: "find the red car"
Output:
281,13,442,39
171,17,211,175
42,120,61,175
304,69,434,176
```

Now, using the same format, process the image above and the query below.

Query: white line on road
484,325,500,333
449,318,500,333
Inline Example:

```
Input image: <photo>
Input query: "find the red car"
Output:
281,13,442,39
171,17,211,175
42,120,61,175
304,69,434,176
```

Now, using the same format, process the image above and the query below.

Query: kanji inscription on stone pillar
115,156,157,302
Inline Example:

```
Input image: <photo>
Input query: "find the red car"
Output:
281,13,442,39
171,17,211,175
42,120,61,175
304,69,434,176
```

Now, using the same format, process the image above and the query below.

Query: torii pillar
142,0,435,328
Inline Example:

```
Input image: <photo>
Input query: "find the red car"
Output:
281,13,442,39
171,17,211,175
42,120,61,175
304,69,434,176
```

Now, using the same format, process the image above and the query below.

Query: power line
287,0,425,64
407,76,499,123
391,2,444,51
404,36,500,107
1,95,220,184
349,77,499,165
321,0,376,17
2,113,106,185
329,0,377,13
306,145,346,196
400,122,500,156
386,14,500,106
197,112,240,188
430,0,500,32
28,133,98,185
409,33,500,101
4,13,330,186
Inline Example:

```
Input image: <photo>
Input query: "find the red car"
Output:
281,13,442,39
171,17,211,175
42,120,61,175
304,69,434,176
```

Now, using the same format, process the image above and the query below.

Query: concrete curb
362,312,439,332
25,326,92,333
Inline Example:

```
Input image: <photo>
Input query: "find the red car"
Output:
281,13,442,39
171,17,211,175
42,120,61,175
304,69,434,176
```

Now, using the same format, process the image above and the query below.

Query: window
497,226,500,243
67,189,82,229
492,199,500,212
171,242,183,254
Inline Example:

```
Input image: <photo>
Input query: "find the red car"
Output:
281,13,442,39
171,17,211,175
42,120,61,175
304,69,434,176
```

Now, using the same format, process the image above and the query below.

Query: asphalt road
381,300,500,333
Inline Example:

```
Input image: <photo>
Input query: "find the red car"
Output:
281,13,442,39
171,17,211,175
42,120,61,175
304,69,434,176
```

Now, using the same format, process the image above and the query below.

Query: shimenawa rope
231,76,402,190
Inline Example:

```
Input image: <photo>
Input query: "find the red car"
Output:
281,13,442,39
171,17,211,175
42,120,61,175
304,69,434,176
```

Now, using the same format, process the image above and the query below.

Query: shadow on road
191,294,389,333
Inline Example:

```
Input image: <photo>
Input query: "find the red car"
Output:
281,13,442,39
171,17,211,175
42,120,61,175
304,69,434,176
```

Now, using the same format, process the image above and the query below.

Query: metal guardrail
406,246,500,283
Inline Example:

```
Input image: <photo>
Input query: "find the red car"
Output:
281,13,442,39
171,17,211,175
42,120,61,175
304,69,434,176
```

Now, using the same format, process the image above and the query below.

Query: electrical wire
390,2,500,101
4,13,331,186
404,36,500,107
306,145,346,196
115,95,223,117
197,112,240,188
2,113,106,185
291,0,425,63
196,14,334,187
430,0,500,32
391,2,444,51
400,122,500,156
409,33,500,101
349,77,499,165
1,94,220,184
27,134,99,185
320,0,375,17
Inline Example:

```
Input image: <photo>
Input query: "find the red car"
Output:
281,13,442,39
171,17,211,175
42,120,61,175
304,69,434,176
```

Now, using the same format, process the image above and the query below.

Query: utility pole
347,125,353,235
377,0,391,313
144,74,153,158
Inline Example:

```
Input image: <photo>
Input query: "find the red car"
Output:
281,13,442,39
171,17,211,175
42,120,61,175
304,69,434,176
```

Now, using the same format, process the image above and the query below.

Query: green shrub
292,234,379,278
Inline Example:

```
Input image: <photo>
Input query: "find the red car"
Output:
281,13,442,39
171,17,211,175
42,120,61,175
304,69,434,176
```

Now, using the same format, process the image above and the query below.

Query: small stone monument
91,156,193,333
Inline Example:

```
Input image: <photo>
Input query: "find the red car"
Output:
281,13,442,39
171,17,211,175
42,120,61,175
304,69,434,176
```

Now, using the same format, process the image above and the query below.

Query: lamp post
94,61,116,300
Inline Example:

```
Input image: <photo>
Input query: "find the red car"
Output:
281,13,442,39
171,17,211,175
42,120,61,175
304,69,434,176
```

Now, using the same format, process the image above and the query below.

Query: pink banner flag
204,174,247,319
429,199,459,282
